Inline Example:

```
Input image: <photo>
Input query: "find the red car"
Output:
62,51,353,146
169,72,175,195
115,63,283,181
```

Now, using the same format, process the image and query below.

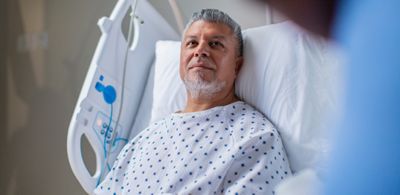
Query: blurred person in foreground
258,0,400,194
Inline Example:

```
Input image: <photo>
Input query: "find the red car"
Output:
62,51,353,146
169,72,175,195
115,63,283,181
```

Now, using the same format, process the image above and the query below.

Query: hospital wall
1,0,284,194
1,0,7,193
149,0,287,33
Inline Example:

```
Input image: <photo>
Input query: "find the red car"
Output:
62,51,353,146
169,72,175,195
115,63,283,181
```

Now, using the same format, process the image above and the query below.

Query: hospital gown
94,101,291,195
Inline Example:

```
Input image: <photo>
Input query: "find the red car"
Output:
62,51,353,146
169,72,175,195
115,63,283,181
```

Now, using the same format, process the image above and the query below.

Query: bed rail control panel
92,111,127,151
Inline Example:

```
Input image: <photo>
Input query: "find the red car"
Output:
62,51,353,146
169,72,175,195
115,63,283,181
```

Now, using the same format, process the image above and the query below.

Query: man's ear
235,56,244,76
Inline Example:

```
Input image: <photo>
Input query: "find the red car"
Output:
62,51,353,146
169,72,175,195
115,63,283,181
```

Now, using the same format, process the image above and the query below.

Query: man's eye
186,41,197,47
209,41,223,48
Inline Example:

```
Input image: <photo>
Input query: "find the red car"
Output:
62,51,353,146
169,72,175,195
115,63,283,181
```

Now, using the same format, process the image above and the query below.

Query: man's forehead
184,20,234,38
185,34,227,40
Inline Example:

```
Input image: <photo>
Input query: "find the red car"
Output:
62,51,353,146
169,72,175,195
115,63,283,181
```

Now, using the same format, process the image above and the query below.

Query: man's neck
181,91,239,113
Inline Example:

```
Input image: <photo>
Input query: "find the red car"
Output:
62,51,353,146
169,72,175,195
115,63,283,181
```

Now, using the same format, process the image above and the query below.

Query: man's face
180,20,243,98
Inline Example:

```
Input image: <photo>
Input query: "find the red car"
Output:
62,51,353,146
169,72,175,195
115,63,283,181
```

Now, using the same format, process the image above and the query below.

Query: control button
97,119,103,127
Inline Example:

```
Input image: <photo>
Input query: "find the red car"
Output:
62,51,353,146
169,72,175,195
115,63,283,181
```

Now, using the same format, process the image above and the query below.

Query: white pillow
150,41,187,122
148,21,341,173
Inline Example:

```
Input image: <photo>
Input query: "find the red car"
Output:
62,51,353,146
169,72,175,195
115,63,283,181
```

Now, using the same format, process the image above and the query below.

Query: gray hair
183,9,243,57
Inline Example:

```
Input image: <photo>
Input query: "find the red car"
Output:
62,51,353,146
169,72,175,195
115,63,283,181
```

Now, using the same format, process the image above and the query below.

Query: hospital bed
67,0,341,194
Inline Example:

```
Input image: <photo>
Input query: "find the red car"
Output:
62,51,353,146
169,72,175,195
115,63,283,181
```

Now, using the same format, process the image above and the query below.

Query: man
95,9,291,195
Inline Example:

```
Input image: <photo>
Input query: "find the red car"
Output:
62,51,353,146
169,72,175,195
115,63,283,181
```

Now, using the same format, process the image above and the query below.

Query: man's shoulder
226,101,280,147
227,101,268,119
228,101,276,131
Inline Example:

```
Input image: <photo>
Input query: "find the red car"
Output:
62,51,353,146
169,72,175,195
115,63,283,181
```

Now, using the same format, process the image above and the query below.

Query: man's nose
194,42,210,57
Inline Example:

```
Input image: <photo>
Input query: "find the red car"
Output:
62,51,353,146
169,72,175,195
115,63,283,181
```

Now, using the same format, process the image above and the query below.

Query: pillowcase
150,41,187,122
147,21,341,173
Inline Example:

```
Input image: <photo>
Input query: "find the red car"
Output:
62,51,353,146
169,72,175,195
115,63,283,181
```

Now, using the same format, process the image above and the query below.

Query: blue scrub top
325,0,400,194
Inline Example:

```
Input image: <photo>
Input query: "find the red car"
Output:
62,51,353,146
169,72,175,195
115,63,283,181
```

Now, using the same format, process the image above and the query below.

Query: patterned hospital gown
94,101,291,195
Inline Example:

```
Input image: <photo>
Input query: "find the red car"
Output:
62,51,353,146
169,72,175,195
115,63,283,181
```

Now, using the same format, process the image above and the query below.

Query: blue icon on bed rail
95,75,116,104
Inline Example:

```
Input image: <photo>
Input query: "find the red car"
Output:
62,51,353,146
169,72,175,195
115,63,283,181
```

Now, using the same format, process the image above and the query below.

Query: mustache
187,57,216,70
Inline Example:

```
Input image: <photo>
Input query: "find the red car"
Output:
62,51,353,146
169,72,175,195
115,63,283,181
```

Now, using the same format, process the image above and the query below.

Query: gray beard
183,71,226,100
